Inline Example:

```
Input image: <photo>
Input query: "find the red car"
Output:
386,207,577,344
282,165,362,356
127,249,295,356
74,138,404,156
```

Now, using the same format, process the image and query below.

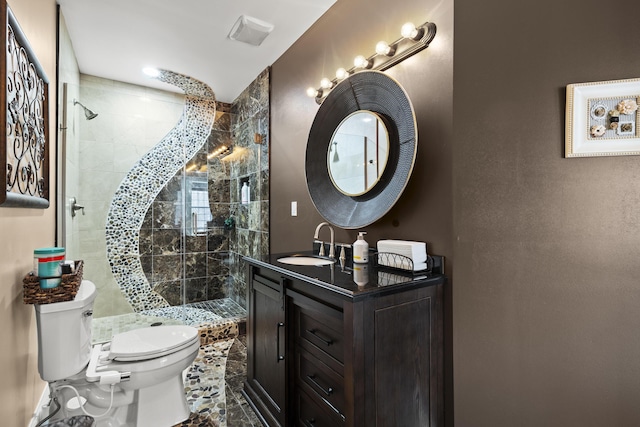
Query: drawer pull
303,418,316,427
307,374,334,396
307,328,333,346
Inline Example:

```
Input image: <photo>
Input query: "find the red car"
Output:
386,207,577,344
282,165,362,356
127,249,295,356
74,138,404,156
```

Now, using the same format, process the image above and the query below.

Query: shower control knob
70,197,85,217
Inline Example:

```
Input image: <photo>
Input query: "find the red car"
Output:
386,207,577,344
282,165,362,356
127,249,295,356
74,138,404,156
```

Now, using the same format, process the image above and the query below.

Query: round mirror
328,111,389,196
306,71,417,229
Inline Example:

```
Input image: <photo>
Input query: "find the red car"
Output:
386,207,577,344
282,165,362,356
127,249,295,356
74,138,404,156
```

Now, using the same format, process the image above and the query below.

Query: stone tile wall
139,102,234,306
228,68,270,307
139,68,270,309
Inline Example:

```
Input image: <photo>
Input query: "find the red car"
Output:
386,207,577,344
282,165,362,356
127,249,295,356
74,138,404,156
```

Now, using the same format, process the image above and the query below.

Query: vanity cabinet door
362,283,443,427
244,267,287,427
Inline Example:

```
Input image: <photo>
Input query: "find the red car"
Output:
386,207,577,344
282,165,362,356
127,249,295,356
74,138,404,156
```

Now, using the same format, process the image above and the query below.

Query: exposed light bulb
305,20,435,104
320,78,333,89
401,22,422,40
354,55,371,69
375,41,394,56
306,87,320,98
335,68,349,80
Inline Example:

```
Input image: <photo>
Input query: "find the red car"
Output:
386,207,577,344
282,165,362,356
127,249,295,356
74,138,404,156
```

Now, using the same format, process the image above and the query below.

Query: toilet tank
34,280,97,381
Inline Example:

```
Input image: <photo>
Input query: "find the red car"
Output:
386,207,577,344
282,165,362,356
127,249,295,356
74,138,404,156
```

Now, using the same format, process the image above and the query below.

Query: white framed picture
565,78,640,157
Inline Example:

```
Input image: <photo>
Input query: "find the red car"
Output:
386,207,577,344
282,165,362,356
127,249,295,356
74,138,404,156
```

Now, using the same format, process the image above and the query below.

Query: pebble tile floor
86,299,263,427
180,334,262,427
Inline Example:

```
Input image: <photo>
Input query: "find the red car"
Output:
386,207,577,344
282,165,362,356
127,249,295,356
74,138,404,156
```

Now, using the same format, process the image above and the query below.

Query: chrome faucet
314,222,335,259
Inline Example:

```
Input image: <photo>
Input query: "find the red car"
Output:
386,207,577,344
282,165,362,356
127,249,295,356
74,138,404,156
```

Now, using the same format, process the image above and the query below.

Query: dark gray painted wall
453,0,640,426
271,0,640,425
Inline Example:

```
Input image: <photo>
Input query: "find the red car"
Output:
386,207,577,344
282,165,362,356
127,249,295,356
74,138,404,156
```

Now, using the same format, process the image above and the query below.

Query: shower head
73,99,98,120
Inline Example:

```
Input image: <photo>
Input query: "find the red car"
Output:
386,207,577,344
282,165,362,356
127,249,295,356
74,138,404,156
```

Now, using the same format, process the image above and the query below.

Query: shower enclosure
57,70,270,336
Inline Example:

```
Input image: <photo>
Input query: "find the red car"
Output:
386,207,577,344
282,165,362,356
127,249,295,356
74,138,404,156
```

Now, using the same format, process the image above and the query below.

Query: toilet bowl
34,281,200,427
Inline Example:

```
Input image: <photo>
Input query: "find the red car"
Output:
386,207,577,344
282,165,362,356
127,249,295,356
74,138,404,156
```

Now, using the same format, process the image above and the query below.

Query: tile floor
181,335,262,427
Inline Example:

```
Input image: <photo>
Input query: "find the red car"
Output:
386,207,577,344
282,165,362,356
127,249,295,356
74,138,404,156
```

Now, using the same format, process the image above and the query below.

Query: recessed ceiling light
142,67,160,78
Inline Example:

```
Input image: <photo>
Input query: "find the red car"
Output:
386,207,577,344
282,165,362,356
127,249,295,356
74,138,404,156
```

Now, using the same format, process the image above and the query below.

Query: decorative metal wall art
1,2,50,207
566,78,640,158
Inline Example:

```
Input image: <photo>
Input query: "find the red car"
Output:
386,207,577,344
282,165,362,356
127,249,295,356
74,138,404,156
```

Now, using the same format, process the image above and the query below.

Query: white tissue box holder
375,240,430,272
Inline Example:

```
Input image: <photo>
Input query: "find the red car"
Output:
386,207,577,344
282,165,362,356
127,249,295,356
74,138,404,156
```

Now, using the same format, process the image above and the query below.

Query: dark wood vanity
242,253,446,427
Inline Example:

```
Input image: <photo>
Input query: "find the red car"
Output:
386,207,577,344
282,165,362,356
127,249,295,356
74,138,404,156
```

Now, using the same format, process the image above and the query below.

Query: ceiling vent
228,15,274,47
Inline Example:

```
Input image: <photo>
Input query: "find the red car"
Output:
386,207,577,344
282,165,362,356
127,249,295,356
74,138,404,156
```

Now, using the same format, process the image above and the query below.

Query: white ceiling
57,0,336,103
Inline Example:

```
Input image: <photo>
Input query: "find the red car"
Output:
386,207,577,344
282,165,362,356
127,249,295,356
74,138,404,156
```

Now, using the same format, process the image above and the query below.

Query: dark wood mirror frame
305,71,416,229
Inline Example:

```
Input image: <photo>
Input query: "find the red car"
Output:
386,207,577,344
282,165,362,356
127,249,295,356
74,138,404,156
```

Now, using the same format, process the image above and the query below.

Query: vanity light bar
306,21,436,104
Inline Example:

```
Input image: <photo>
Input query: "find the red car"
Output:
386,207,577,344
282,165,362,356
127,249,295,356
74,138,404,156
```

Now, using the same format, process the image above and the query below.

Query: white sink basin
277,256,335,266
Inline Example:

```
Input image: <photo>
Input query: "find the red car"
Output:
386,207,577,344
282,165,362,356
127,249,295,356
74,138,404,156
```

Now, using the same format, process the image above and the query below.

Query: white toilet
34,280,200,427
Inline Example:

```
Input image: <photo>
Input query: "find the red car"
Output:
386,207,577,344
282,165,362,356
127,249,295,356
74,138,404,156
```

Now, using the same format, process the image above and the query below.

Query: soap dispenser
352,231,369,264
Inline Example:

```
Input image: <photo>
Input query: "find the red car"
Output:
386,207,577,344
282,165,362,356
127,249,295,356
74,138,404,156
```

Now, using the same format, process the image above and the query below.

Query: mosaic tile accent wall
105,70,217,312
137,68,270,310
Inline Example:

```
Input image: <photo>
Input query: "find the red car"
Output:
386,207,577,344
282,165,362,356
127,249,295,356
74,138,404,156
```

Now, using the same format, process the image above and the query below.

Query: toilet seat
108,325,199,362
86,325,200,384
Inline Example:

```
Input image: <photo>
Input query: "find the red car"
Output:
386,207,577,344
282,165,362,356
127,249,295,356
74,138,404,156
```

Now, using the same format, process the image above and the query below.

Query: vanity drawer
295,301,344,365
297,349,345,420
296,387,344,427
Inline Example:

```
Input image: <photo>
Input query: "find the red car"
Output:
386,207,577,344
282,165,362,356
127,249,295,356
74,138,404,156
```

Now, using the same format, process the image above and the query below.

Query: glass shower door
58,77,187,320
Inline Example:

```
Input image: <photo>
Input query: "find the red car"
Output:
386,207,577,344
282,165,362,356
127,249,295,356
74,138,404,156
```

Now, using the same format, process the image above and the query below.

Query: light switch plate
291,201,297,216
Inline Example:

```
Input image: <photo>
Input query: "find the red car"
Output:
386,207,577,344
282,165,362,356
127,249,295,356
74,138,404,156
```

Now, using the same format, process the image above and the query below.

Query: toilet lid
109,325,199,361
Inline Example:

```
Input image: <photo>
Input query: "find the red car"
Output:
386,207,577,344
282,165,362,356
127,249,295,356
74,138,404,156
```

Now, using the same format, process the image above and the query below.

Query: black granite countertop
244,251,446,299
